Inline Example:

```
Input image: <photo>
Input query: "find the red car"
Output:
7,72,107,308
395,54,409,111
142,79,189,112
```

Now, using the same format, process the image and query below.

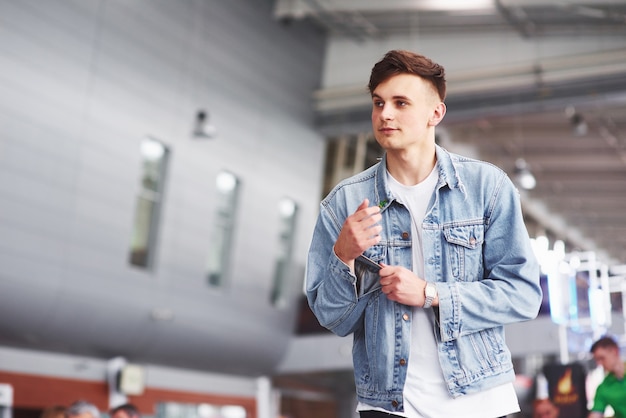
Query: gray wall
0,0,326,376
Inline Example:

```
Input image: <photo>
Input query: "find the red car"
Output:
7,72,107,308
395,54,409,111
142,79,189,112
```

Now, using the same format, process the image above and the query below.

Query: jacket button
469,237,476,245
402,232,409,239
391,400,399,408
402,313,409,321
399,358,406,366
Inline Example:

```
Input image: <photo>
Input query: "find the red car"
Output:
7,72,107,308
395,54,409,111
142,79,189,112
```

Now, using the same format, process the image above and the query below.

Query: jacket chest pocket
443,224,484,281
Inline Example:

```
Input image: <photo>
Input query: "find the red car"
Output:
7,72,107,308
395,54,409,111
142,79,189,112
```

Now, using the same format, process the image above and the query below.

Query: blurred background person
40,406,66,418
532,398,559,418
588,336,625,418
65,401,99,418
109,404,139,418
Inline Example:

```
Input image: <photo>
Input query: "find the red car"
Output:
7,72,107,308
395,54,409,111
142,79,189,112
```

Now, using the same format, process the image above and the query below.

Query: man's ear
429,102,446,126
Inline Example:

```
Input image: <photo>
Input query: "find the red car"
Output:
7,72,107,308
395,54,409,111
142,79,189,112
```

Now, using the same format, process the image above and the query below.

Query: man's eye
373,101,383,107
397,101,408,107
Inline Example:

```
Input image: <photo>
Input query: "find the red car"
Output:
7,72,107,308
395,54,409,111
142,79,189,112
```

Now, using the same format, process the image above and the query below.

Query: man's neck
385,144,436,186
614,362,625,380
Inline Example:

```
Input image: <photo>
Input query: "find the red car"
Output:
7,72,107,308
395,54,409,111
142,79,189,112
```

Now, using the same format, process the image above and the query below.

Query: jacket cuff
436,282,461,342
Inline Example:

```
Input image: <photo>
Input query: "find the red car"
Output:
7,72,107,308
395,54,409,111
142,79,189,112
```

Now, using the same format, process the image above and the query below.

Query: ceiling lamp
515,158,536,190
192,109,217,139
565,105,588,137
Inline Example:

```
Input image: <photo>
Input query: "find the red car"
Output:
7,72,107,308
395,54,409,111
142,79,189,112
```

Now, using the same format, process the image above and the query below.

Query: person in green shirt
589,336,626,418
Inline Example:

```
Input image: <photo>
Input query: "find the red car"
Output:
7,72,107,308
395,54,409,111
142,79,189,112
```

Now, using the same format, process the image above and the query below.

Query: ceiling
274,0,626,268
275,0,626,39
442,99,626,267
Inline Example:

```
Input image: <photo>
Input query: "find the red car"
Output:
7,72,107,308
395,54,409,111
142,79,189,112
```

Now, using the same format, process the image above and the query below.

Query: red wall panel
0,372,256,418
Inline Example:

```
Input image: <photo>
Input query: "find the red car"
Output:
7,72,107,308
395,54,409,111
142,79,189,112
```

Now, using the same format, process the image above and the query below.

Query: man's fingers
352,200,381,222
363,213,382,228
337,198,382,261
355,199,381,216
355,198,370,212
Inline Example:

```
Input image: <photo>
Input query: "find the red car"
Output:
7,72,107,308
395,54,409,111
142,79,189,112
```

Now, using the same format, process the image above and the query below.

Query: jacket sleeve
305,203,371,337
436,172,543,342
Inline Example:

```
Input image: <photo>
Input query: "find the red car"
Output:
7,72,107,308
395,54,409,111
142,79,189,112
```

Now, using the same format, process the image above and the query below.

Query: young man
306,50,542,417
533,399,560,418
109,404,140,418
588,336,626,418
65,401,100,418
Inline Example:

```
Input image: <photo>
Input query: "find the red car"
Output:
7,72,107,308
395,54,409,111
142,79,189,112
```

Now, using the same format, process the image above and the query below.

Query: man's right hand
334,199,382,270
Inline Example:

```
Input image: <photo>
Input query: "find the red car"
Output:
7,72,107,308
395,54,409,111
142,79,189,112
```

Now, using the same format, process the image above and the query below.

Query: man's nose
380,104,394,120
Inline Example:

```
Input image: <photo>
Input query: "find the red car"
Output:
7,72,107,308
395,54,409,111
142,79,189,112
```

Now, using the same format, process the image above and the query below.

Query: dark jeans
359,412,507,418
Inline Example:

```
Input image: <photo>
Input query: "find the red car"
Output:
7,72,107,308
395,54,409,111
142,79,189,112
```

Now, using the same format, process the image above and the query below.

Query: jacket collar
435,144,464,191
374,144,463,211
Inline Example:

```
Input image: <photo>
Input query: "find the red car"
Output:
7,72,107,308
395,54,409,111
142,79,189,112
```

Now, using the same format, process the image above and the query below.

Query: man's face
593,346,620,373
534,401,558,418
371,73,443,152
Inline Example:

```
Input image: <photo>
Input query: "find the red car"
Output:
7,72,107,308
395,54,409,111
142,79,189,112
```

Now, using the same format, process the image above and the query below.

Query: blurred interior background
1,1,626,417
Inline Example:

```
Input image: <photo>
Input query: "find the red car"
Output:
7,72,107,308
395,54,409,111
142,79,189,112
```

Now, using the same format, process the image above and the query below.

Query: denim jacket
306,145,542,413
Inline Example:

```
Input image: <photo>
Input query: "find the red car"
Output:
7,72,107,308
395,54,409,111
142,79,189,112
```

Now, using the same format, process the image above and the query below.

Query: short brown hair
109,404,140,418
368,50,446,101
590,335,619,353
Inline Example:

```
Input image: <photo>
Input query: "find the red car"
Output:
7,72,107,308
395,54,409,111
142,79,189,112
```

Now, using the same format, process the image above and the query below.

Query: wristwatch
423,282,437,309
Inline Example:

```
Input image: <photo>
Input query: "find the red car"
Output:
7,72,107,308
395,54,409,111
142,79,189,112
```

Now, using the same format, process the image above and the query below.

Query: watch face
426,283,436,297
423,283,436,308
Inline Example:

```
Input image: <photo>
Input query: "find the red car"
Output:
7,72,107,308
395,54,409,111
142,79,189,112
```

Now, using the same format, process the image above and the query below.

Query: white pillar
0,384,13,418
256,376,278,418
107,357,128,409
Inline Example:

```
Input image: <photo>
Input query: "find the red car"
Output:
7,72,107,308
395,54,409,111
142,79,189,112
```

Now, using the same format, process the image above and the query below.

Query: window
129,137,169,269
207,171,240,287
322,133,382,198
270,197,298,307
157,402,247,418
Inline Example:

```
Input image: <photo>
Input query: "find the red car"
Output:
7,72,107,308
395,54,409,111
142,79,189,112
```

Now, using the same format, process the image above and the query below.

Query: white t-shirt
357,165,519,418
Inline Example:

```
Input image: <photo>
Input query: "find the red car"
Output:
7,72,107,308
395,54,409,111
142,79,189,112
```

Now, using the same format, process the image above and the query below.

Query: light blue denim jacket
306,145,542,413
